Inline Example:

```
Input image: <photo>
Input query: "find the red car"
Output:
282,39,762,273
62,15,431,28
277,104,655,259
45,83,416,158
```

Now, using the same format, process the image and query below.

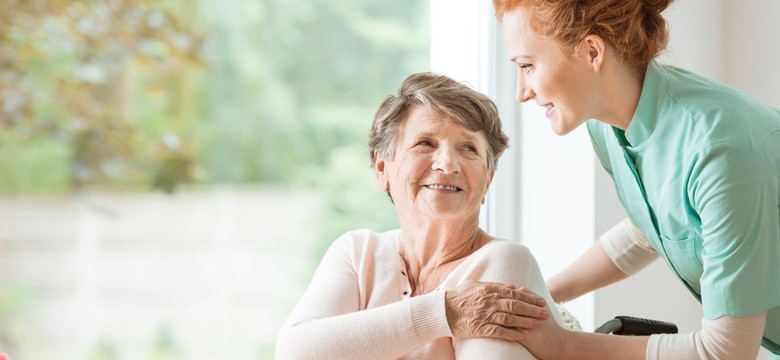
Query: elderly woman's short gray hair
369,72,509,172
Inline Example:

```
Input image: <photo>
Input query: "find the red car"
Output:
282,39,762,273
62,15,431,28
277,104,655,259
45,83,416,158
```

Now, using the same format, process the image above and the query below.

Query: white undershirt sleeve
647,311,767,360
599,217,659,276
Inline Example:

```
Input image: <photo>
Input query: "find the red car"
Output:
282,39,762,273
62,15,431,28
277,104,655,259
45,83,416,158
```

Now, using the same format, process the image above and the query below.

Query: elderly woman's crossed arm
275,230,556,360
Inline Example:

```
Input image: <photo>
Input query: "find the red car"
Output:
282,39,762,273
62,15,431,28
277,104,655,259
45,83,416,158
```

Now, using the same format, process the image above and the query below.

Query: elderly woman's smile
424,184,461,192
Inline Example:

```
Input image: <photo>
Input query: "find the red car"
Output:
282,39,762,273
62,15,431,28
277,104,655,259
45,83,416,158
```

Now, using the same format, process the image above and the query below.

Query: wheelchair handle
594,315,678,335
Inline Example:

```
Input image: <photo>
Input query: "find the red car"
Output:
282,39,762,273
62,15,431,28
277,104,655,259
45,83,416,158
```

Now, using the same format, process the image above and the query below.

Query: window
0,1,429,358
1,2,618,358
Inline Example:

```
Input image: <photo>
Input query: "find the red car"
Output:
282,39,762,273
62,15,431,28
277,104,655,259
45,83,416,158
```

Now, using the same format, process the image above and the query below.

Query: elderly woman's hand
445,281,550,341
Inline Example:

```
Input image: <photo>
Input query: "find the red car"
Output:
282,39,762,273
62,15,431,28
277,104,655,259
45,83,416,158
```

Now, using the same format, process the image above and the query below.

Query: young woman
491,0,780,359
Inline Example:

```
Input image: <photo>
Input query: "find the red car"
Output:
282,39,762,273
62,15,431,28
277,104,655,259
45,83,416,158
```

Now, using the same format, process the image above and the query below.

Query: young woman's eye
520,64,533,74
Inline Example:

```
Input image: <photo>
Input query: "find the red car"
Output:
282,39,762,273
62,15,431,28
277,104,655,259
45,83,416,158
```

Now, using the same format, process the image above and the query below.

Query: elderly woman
276,73,562,359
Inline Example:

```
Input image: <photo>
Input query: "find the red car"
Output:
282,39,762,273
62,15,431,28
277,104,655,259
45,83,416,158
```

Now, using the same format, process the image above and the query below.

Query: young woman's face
501,6,600,135
375,106,494,221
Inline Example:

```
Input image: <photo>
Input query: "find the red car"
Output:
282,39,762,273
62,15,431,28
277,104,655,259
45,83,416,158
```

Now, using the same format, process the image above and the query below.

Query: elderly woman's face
375,106,494,220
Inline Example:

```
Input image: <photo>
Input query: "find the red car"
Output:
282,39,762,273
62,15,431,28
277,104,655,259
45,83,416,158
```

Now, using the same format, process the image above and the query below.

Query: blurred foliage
86,340,118,360
146,325,181,360
194,0,423,253
0,0,428,196
307,144,400,259
0,0,206,193
0,0,423,236
0,0,427,356
195,0,428,185
0,285,33,358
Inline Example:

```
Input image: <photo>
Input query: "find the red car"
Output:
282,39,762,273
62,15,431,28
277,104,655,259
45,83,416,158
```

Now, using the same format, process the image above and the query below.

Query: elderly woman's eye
417,140,434,147
465,145,478,153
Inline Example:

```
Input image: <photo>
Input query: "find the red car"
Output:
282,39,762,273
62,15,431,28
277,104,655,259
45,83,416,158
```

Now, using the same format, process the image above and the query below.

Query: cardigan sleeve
275,234,452,360
453,240,563,360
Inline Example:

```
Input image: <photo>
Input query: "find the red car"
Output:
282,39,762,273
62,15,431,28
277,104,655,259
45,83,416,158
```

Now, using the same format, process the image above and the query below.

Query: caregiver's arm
648,312,766,360
521,311,766,360
547,218,658,303
520,312,766,360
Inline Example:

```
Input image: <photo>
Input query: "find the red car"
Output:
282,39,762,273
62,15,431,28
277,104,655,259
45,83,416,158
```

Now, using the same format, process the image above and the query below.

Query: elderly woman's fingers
499,296,550,320
509,286,547,307
445,281,550,338
488,307,543,329
476,324,525,342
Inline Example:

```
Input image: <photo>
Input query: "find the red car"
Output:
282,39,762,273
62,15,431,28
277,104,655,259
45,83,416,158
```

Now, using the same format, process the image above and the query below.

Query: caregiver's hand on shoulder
445,280,550,341
517,306,569,360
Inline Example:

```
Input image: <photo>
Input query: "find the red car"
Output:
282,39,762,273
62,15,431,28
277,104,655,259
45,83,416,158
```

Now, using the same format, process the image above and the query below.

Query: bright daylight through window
0,0,429,358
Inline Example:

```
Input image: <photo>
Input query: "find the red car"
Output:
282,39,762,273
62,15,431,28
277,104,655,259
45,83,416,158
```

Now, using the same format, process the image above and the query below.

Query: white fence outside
0,186,323,360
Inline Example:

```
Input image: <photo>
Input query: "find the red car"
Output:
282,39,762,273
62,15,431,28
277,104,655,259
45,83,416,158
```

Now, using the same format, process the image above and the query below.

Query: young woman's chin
549,114,586,136
550,120,575,136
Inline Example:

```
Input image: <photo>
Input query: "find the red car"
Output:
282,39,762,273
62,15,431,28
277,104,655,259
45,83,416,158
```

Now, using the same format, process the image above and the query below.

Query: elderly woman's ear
374,151,390,192
482,171,495,205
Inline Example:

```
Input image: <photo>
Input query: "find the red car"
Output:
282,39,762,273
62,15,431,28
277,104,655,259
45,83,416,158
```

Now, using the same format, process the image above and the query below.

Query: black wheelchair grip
613,315,678,336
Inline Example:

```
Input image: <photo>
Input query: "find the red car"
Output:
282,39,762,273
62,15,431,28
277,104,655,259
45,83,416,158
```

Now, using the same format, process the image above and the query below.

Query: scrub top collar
621,61,671,148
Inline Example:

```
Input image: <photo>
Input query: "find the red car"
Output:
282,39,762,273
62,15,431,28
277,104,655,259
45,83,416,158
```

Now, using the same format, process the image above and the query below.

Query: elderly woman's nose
431,147,461,173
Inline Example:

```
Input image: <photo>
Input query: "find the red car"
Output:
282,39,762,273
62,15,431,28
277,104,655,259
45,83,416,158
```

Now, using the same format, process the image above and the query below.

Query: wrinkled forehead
398,106,486,143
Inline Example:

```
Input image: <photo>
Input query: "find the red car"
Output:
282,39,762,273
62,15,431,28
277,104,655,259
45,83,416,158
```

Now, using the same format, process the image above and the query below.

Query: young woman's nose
431,147,460,174
516,74,535,102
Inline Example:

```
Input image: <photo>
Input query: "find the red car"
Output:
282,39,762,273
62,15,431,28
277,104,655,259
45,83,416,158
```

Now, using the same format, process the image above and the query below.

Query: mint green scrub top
588,61,780,355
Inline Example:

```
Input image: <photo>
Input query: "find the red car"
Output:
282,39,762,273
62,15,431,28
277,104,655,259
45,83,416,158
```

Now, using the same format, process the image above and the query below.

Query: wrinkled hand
445,281,550,342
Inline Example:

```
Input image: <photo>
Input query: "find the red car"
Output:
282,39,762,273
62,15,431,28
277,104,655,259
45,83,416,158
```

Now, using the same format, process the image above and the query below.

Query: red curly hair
493,0,673,71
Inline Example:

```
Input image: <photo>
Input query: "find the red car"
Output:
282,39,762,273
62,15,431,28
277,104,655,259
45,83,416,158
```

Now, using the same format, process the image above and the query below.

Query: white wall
723,1,780,109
